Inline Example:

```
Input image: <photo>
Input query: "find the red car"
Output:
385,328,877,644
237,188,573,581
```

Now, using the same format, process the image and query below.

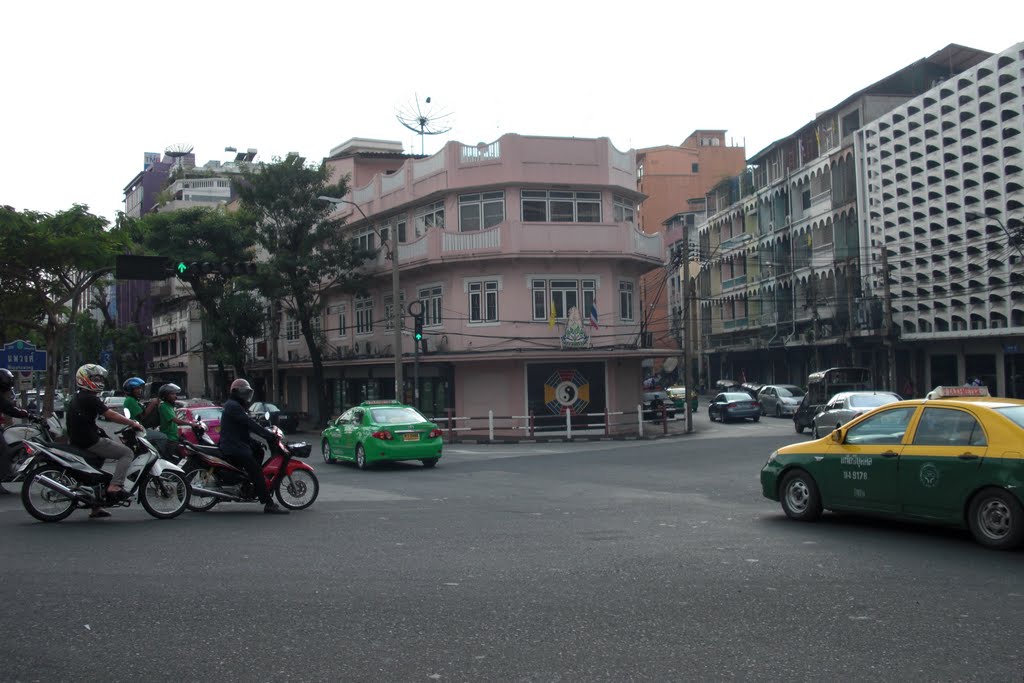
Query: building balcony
363,221,663,274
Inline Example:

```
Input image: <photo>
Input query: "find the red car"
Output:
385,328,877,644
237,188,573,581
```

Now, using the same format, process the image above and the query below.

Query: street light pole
319,196,403,401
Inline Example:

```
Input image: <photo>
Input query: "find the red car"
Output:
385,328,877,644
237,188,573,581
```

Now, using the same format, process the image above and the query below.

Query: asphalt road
2,412,1022,682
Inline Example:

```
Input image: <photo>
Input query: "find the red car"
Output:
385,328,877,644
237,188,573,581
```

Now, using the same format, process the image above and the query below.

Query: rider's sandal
106,489,131,502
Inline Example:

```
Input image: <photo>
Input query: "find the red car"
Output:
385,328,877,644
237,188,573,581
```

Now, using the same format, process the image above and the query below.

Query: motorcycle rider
219,378,288,515
66,364,144,517
0,368,34,493
155,383,197,459
122,377,169,456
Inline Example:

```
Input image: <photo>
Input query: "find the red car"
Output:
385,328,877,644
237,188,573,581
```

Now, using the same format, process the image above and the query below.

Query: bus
793,366,872,433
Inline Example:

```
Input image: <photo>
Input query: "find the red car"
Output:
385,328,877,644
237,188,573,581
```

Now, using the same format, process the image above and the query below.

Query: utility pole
879,235,896,391
680,238,694,434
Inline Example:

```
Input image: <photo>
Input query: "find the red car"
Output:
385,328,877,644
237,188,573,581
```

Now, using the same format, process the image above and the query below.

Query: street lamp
319,195,404,402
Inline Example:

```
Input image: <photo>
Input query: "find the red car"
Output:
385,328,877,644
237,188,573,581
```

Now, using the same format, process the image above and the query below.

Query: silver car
756,384,805,418
810,391,903,438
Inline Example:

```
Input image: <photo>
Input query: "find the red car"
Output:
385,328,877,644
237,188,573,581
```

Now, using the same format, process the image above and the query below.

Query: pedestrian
901,377,914,399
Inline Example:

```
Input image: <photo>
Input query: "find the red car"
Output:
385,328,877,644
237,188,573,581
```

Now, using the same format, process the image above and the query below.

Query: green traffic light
415,333,423,341
177,262,188,274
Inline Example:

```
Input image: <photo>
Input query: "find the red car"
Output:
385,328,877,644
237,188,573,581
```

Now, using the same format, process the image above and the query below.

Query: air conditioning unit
352,342,362,355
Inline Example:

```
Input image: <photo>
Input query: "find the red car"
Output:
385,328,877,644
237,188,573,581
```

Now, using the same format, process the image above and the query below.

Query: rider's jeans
86,438,133,486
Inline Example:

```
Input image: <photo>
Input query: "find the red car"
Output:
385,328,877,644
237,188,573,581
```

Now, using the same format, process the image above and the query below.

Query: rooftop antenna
396,94,453,155
165,143,194,178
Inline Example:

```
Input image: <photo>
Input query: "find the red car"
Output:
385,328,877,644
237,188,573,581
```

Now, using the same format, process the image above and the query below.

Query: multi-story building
683,43,993,391
118,148,257,395
248,134,674,428
636,132,746,371
856,41,1024,396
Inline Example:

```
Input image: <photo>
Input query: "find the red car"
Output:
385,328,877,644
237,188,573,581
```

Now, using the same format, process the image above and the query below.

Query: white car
810,391,903,438
756,384,805,418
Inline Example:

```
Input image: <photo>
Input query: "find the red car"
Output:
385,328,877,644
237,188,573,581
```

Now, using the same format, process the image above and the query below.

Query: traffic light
115,255,173,280
174,260,258,279
413,316,424,342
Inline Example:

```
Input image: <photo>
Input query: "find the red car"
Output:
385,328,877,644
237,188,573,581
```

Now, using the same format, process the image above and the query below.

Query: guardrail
428,404,680,442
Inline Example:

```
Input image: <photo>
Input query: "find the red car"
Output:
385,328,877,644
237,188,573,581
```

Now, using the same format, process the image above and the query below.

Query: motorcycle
2,414,64,490
20,424,191,522
180,421,318,512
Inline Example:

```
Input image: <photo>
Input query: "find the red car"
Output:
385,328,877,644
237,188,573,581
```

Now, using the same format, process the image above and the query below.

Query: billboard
526,361,606,429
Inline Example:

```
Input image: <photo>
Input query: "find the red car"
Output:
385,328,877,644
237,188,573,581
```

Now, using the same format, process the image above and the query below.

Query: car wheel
967,488,1024,550
779,469,823,522
355,444,369,470
794,420,805,434
321,439,332,464
760,404,767,416
752,415,760,423
708,409,716,422
775,406,782,418
421,458,439,468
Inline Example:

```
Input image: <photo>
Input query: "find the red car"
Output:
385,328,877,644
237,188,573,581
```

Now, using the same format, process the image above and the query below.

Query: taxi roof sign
361,399,404,406
925,385,991,399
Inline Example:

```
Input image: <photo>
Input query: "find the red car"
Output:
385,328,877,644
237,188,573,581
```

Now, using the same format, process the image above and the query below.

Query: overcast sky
3,1,1021,224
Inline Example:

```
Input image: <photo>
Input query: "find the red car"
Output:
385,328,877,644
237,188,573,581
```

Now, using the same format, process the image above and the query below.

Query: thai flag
589,303,599,330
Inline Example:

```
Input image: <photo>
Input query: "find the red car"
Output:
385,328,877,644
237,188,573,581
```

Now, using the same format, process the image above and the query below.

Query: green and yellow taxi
761,386,1024,550
321,401,443,469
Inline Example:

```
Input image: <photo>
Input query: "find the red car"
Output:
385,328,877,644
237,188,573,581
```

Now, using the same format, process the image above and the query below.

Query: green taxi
321,400,443,469
761,386,1024,550
667,385,699,412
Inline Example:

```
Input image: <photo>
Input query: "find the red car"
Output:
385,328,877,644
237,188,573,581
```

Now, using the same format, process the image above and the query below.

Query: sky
2,1,1021,224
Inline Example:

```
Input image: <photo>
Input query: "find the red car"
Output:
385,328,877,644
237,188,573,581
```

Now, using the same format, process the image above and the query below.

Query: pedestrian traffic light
414,316,424,342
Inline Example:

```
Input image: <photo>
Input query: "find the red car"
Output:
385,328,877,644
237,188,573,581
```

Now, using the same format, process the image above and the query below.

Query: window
613,195,636,223
844,407,916,445
418,285,443,326
383,292,406,331
327,304,347,337
381,218,407,244
285,316,300,342
354,229,376,253
355,298,373,335
841,109,861,137
619,280,634,321
691,163,700,173
521,190,602,223
459,192,505,231
531,279,596,321
913,408,987,447
468,280,499,323
414,201,445,237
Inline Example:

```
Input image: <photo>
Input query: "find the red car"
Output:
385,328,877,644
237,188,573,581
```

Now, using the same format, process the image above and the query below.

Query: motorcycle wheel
275,469,319,510
184,468,220,512
140,471,190,519
21,467,78,523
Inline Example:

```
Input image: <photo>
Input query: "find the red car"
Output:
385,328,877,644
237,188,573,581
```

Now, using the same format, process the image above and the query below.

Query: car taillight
752,401,759,407
371,430,393,441
727,403,737,409
429,428,442,439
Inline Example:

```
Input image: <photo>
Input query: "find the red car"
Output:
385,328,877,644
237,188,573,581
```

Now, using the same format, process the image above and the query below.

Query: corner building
250,134,675,431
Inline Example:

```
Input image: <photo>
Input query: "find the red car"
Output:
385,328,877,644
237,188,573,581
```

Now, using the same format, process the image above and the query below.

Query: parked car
757,384,806,418
321,400,443,469
810,390,903,438
642,391,677,420
708,392,761,422
761,385,1024,550
739,382,764,400
177,405,224,444
100,395,127,419
249,401,300,434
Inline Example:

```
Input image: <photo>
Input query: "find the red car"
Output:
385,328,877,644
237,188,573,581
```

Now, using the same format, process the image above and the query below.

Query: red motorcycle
180,423,318,512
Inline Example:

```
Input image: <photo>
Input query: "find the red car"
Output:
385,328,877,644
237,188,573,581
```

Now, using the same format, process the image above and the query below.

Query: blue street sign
1,340,48,372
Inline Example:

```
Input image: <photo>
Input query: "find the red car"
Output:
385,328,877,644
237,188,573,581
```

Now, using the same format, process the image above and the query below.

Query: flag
589,303,599,330
548,299,556,328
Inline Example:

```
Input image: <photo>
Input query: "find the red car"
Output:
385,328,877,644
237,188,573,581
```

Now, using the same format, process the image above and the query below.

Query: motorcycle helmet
123,377,146,395
0,368,14,392
229,378,254,404
75,364,108,392
158,383,181,401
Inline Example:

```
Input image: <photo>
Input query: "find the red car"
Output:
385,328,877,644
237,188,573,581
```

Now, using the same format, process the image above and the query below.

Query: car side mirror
831,429,843,443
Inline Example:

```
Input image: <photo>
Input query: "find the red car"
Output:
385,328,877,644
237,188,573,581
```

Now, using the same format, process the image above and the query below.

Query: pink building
255,134,677,433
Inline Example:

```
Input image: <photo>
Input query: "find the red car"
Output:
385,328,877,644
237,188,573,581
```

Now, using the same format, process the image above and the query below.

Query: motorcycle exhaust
189,487,243,502
34,474,87,502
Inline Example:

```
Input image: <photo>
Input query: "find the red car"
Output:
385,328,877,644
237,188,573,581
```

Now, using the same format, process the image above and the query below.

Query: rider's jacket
218,398,276,455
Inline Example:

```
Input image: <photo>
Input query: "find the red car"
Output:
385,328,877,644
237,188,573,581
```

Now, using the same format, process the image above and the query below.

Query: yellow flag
548,299,556,328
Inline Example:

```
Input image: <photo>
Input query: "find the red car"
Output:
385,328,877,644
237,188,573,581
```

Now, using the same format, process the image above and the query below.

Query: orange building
636,130,746,378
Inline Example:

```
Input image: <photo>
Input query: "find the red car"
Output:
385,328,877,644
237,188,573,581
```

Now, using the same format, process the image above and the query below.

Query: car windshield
994,406,1024,429
370,406,427,424
849,394,898,408
777,386,804,398
191,408,223,421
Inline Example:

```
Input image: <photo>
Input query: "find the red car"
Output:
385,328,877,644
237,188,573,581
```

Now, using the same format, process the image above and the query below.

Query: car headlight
766,450,778,464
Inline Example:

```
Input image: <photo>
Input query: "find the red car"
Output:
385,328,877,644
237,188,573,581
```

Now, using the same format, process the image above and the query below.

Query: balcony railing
722,274,748,290
723,318,749,330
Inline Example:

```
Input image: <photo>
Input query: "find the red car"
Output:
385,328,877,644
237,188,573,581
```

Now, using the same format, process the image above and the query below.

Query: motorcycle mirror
123,408,131,419
264,411,271,422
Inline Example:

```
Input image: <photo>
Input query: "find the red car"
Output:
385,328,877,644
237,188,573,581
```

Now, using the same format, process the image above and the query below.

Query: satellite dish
396,94,453,155
662,357,678,373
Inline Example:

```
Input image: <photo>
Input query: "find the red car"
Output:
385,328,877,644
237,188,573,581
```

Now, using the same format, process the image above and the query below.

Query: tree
235,156,370,423
0,205,128,414
136,207,264,387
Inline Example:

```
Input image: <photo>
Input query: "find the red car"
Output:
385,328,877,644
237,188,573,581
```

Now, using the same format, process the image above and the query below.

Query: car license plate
402,433,420,442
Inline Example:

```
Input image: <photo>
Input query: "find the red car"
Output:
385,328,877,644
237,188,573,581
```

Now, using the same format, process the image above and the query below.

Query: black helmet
229,378,254,404
158,383,181,401
0,368,14,392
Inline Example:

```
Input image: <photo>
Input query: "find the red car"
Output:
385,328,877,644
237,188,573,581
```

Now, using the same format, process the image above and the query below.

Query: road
1,411,1022,682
